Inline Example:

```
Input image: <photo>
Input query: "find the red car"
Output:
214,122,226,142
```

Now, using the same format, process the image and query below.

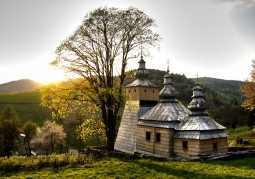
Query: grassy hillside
0,90,51,126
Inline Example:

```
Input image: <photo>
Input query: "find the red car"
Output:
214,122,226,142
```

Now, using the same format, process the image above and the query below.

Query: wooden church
114,56,228,160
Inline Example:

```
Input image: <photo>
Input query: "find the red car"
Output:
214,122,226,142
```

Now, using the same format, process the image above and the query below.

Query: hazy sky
0,0,255,84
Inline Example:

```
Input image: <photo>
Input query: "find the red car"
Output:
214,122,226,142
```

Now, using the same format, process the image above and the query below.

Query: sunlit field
0,155,255,179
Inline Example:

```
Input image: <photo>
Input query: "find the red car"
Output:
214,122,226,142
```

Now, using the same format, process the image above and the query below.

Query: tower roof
138,68,191,128
159,71,179,99
126,56,157,87
175,82,226,132
187,82,209,114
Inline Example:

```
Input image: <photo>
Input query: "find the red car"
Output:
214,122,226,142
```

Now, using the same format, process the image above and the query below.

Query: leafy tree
78,118,106,147
22,121,38,155
38,120,66,153
0,104,21,157
240,59,255,111
43,7,160,151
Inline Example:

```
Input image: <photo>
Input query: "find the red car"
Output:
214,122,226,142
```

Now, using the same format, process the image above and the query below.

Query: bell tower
114,55,159,154
126,55,159,104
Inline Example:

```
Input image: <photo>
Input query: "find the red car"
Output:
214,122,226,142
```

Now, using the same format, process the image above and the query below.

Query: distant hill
0,73,248,128
0,79,42,93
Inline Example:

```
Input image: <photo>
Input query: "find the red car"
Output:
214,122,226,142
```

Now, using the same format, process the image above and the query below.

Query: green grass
0,90,75,126
0,156,255,178
226,126,255,147
0,90,41,103
226,126,251,140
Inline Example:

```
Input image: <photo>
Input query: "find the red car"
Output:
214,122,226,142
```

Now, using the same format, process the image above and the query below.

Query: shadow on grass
204,156,255,170
115,157,253,179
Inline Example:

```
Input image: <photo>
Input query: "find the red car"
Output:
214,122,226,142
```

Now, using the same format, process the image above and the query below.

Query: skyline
0,0,255,84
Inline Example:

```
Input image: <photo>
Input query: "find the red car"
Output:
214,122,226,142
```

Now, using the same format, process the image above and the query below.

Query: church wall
173,139,200,159
126,87,158,101
153,128,174,157
136,126,174,157
199,138,228,155
173,137,228,159
136,125,154,154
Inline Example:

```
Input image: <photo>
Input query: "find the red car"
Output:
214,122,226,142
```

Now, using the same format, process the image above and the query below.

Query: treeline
124,69,250,128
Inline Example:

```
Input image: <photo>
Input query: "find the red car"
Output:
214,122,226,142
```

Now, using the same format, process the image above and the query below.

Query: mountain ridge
0,79,42,94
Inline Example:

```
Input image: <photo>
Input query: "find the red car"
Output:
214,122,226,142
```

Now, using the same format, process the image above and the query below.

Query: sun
31,66,66,84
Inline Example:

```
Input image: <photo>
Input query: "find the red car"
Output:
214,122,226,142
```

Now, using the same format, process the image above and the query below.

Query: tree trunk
106,125,116,151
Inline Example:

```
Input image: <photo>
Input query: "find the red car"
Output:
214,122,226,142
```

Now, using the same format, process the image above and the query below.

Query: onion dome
159,70,179,100
134,56,150,79
126,56,157,87
174,82,226,138
138,68,191,128
188,82,209,115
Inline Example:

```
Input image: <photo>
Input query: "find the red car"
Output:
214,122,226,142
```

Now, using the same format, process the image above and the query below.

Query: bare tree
44,7,160,151
38,120,66,153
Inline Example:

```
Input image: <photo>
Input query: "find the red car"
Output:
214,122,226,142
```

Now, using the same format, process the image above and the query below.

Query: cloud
213,0,255,9
213,0,255,42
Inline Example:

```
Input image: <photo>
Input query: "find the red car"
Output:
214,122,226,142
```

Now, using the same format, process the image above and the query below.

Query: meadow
0,155,255,179
0,90,51,126
226,126,255,149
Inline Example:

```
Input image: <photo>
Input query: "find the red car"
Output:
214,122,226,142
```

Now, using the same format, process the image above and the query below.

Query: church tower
114,56,159,154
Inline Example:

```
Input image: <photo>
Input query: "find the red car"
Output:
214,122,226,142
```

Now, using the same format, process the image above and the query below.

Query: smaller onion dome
159,70,179,99
134,56,150,79
188,82,209,115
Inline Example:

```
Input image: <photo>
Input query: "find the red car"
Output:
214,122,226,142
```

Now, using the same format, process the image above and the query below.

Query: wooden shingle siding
114,101,140,153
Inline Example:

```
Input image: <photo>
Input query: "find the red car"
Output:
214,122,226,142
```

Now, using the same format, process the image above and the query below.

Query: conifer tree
0,104,21,157
42,7,160,151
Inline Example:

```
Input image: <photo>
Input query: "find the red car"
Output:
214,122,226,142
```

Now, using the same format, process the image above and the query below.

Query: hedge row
0,154,94,172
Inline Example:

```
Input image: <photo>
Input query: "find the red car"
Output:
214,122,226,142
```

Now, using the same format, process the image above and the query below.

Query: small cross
167,59,169,73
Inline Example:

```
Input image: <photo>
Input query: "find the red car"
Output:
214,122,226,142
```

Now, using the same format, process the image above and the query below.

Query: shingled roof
174,82,227,139
126,57,157,87
138,70,191,128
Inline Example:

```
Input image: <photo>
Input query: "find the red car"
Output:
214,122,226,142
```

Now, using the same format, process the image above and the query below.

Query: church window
156,133,161,142
146,132,151,140
213,142,217,150
182,141,188,149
